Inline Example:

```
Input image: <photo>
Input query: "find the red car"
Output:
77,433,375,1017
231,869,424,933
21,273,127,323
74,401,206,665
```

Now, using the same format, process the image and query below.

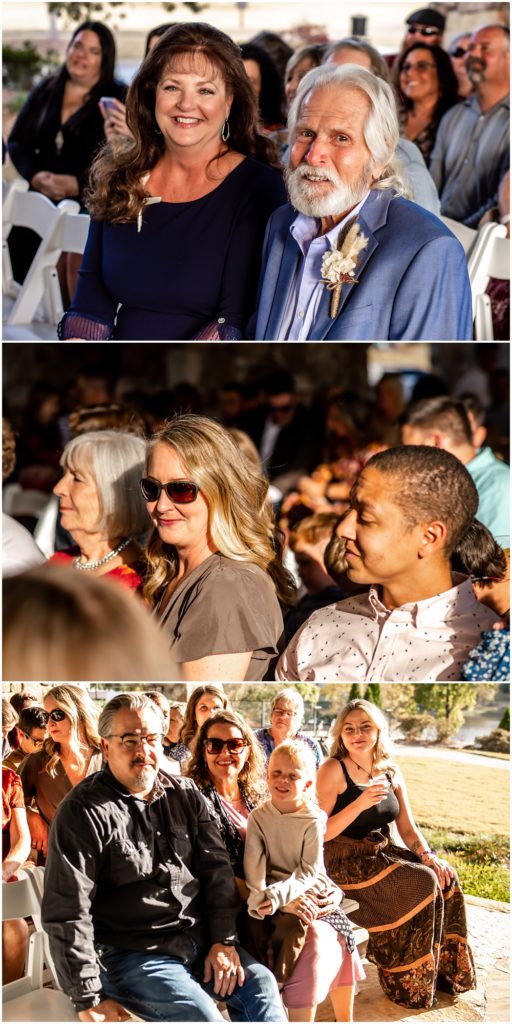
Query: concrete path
316,897,510,1023
396,746,509,771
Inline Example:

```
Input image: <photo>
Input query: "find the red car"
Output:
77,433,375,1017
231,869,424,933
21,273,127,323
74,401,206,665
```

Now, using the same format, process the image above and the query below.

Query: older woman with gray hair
50,429,147,591
254,687,322,767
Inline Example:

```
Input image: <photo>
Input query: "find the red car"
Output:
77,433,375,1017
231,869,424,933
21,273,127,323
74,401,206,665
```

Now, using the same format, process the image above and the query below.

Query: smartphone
100,96,118,112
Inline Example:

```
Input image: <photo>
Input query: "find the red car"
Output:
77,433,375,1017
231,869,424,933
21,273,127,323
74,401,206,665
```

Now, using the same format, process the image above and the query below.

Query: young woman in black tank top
316,698,476,1010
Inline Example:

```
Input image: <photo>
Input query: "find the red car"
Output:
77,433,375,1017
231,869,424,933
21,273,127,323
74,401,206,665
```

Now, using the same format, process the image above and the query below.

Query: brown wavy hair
179,684,230,749
184,708,266,805
85,22,279,223
142,415,297,608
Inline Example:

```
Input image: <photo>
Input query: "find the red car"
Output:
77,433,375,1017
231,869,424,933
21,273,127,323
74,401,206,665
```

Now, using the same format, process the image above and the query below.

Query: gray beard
285,164,372,218
130,764,157,792
467,61,486,84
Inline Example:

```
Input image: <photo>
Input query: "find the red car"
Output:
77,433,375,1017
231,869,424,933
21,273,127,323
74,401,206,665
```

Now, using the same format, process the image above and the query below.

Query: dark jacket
7,74,125,203
41,766,241,1011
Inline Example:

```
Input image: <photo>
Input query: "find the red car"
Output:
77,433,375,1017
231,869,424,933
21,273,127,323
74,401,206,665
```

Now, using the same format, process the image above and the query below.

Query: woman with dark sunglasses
185,710,362,1020
141,415,296,681
397,43,460,167
19,685,102,862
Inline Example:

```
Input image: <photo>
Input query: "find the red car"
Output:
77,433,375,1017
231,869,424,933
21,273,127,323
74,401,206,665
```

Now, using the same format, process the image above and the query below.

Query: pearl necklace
73,538,132,571
348,755,374,780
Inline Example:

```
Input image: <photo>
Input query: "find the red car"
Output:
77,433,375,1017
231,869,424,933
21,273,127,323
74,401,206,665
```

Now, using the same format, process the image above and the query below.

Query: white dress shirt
276,576,499,682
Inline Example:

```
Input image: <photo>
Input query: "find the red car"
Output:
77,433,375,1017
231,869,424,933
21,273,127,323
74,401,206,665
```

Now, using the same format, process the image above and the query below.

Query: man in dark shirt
42,693,286,1022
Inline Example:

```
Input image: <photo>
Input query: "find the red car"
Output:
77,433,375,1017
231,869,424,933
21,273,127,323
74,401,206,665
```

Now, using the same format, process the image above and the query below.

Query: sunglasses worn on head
45,709,67,722
205,738,247,755
140,478,199,504
408,25,440,37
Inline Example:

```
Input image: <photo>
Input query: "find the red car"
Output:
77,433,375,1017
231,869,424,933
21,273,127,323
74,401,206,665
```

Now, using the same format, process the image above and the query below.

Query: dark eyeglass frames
22,731,45,747
107,733,163,750
140,478,199,504
204,738,248,755
450,47,468,59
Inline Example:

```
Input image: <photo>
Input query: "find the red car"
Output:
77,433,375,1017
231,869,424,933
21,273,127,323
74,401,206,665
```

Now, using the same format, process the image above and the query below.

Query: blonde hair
41,684,100,777
3,564,179,682
269,738,318,802
60,430,148,538
143,415,296,607
185,708,266,805
329,699,396,778
180,684,230,749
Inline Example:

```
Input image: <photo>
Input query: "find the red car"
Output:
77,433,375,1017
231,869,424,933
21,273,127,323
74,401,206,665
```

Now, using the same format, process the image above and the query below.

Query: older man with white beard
252,64,472,340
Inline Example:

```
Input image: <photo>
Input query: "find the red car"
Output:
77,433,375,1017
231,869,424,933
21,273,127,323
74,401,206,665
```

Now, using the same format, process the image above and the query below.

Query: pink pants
282,920,365,1009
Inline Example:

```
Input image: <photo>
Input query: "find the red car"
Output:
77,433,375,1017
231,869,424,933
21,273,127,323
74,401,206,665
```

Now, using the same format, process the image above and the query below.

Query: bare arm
393,769,454,888
2,807,31,880
181,651,252,682
316,758,388,841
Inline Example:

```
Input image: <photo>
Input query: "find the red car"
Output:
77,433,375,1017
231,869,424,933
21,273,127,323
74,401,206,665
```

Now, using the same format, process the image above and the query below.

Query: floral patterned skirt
324,829,476,1009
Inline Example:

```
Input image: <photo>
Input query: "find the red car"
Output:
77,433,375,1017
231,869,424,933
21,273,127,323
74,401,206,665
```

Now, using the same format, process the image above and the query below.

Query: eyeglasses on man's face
450,46,468,59
272,706,296,719
22,731,45,748
108,732,163,751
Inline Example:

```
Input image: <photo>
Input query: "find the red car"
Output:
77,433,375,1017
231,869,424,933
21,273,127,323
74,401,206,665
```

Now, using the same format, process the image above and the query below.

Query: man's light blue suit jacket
253,188,473,340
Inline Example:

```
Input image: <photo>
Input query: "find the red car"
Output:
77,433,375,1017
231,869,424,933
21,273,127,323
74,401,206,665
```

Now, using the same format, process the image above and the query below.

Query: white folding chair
441,215,477,257
2,178,90,328
467,223,510,340
2,870,79,1021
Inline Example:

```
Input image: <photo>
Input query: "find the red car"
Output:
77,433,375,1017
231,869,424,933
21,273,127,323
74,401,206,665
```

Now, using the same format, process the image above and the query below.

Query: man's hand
26,809,48,858
203,943,245,997
256,898,273,917
78,998,132,1021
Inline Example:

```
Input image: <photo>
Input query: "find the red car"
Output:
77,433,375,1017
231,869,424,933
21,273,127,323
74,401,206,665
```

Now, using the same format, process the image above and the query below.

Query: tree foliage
498,706,510,732
415,684,478,741
48,2,207,24
364,683,383,708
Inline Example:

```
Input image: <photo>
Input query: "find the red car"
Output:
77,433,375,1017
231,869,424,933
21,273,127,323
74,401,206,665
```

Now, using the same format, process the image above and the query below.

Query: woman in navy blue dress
59,23,286,341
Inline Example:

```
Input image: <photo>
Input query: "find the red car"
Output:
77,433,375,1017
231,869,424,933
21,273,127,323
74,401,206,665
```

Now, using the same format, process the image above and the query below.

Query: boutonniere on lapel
321,220,369,318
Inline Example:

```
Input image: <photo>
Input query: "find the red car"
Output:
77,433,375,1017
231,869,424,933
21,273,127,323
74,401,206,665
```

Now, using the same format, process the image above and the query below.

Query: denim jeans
96,942,287,1022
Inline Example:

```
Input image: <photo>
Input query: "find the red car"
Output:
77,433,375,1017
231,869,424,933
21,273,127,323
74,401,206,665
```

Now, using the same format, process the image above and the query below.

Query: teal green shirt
466,447,509,543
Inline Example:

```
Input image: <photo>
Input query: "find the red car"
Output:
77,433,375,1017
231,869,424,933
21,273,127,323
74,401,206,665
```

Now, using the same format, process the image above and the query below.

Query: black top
59,157,287,340
7,74,126,204
41,766,240,1011
331,760,400,840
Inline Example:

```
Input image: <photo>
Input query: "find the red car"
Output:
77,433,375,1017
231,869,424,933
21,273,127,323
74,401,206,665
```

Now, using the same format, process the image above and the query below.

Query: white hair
287,63,409,196
61,429,148,538
271,687,304,723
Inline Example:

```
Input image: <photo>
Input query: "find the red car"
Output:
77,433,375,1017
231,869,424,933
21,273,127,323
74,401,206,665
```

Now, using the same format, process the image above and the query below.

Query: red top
2,766,25,831
49,550,144,592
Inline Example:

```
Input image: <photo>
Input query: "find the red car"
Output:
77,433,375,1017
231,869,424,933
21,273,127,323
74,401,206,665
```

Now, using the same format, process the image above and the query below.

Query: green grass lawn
398,754,509,902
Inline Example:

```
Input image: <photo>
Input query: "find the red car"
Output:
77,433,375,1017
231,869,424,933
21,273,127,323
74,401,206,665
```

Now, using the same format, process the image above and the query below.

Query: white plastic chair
441,215,477,256
2,870,79,1021
467,223,510,340
2,178,90,328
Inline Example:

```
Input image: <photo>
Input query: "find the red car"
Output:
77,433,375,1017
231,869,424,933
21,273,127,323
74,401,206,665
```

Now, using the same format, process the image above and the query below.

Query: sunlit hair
325,37,391,82
287,63,409,196
185,708,266,805
144,690,170,728
289,511,341,549
2,699,18,733
68,403,147,437
59,429,148,538
142,415,296,607
41,684,100,777
286,44,325,82
98,691,161,739
3,418,16,482
85,22,278,223
270,687,304,725
179,684,230,749
3,564,178,682
269,738,318,804
329,699,396,778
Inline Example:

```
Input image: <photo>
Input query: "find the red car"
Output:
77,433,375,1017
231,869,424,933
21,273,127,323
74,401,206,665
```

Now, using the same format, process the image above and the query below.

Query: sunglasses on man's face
450,47,468,59
408,25,440,37
45,709,67,723
205,738,248,755
140,478,199,504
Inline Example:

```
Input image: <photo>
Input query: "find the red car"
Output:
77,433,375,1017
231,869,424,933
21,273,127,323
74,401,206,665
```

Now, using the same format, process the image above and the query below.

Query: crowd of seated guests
4,8,509,339
2,687,478,1019
3,353,510,682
